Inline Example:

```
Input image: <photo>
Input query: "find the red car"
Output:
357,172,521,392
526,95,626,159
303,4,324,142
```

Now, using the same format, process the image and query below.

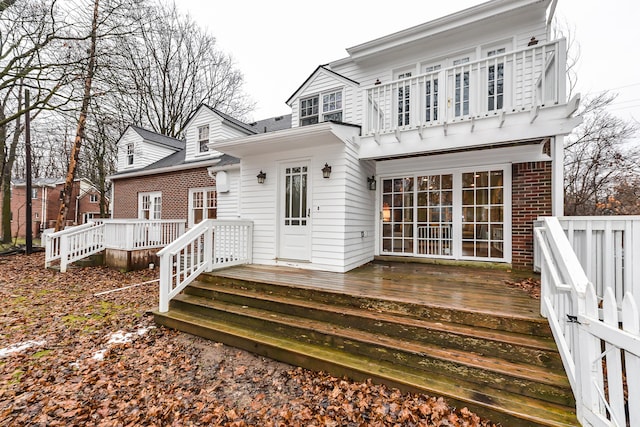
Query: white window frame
89,194,99,203
321,89,343,122
138,191,162,220
198,125,210,153
126,143,134,166
299,96,319,126
31,188,38,199
378,164,511,263
395,70,413,127
422,63,442,123
188,187,217,227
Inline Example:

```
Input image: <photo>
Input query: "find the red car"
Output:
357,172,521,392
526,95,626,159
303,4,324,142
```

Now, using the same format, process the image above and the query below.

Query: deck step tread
188,279,557,351
155,308,577,427
174,292,570,389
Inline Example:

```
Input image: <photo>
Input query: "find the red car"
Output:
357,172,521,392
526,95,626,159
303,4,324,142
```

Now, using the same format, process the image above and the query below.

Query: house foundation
105,248,159,271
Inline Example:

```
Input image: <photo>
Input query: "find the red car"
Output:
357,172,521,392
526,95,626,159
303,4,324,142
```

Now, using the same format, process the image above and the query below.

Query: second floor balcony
362,39,569,141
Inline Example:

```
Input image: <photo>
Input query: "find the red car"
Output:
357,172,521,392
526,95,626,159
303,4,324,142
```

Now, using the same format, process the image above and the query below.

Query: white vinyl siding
184,107,252,162
116,128,176,171
215,169,241,219
237,128,371,272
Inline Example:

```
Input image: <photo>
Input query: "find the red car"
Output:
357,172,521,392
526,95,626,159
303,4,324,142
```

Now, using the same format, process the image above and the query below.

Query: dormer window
300,90,343,126
126,143,134,165
322,90,342,122
300,97,319,126
198,125,210,153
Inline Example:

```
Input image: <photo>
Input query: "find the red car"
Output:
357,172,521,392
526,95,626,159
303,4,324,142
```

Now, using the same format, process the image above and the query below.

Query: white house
112,0,579,273
207,0,579,272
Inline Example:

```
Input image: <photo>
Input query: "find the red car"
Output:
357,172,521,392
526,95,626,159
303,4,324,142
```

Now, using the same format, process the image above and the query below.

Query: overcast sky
175,0,640,126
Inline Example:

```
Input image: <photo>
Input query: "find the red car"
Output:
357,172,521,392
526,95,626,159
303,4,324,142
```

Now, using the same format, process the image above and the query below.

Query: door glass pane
381,176,413,254
284,165,308,227
462,169,504,259
416,174,453,256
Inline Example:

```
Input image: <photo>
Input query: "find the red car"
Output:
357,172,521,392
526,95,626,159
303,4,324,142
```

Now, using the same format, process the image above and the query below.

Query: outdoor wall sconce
256,170,266,184
322,163,332,179
367,176,376,191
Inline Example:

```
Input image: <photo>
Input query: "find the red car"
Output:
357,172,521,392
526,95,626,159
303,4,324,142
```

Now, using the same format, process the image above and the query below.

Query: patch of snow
90,326,155,361
0,340,46,358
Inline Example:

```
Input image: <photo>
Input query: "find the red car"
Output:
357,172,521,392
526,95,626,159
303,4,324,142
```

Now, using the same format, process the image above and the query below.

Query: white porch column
551,136,564,216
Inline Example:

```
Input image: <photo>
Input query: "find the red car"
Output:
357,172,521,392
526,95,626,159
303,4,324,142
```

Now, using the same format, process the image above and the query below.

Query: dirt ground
0,253,500,426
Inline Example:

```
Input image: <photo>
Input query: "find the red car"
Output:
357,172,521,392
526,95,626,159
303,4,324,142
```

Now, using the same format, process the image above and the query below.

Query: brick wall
112,167,215,219
512,161,552,270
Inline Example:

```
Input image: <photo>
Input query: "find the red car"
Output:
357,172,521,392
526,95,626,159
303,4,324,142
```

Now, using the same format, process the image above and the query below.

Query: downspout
75,194,79,224
42,187,47,230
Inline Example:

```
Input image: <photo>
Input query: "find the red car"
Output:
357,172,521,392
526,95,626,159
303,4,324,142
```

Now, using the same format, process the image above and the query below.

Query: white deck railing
45,222,103,272
158,219,253,313
364,39,566,136
102,219,185,250
535,217,640,427
44,219,186,272
535,216,640,305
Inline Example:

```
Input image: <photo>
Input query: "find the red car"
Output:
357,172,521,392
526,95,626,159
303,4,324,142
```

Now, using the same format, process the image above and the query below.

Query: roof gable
127,125,184,151
286,66,359,106
183,104,257,136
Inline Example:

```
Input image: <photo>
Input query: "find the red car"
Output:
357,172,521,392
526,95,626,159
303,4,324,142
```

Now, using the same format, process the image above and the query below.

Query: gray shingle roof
130,125,184,150
248,114,292,133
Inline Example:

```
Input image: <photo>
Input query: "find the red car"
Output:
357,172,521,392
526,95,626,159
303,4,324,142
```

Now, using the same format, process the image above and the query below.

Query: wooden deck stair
154,264,577,427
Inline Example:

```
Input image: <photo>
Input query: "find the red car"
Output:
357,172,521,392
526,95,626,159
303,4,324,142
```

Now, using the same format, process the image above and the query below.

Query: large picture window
381,167,509,262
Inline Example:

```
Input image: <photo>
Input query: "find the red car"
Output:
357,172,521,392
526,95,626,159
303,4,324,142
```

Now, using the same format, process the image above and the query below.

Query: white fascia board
107,158,226,181
359,104,581,160
346,0,550,61
209,122,361,158
286,67,360,107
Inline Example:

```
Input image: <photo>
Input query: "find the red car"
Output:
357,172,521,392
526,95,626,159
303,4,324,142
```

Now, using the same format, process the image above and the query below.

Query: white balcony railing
364,39,566,136
44,219,186,272
535,217,640,427
158,219,253,313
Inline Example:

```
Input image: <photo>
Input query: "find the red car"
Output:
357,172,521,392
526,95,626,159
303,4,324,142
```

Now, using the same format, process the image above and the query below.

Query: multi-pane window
453,57,470,117
424,65,440,123
126,143,134,165
139,192,161,220
461,170,504,259
190,188,216,225
198,125,210,153
284,166,308,226
487,48,505,111
322,91,342,122
381,177,414,254
31,189,38,199
300,97,319,126
89,194,99,203
416,174,453,256
397,72,412,126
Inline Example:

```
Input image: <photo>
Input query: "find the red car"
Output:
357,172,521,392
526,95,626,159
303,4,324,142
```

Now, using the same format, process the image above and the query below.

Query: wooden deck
211,260,541,321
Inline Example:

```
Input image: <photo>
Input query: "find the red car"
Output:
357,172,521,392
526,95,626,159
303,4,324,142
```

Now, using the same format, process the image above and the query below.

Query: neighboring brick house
108,106,291,226
9,177,106,238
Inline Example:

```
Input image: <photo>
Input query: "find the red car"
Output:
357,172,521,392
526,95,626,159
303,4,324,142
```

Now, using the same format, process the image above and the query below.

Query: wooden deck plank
210,261,541,320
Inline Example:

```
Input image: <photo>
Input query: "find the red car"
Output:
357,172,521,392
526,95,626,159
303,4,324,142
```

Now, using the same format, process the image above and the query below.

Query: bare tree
55,0,100,231
564,92,639,215
103,1,253,138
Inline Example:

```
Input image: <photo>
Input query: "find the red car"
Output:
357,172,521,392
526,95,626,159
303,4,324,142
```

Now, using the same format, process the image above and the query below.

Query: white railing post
59,233,69,273
158,250,172,313
205,220,213,271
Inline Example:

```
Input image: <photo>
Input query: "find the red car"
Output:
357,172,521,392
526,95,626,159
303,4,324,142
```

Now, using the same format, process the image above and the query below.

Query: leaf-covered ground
0,253,498,426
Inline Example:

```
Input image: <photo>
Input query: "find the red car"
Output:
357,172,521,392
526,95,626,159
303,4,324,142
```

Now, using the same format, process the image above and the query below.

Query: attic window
126,143,134,165
198,125,210,153
322,90,342,122
89,194,99,203
300,96,319,126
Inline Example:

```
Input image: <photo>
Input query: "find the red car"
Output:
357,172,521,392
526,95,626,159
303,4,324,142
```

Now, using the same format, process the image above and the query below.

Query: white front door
279,162,311,261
